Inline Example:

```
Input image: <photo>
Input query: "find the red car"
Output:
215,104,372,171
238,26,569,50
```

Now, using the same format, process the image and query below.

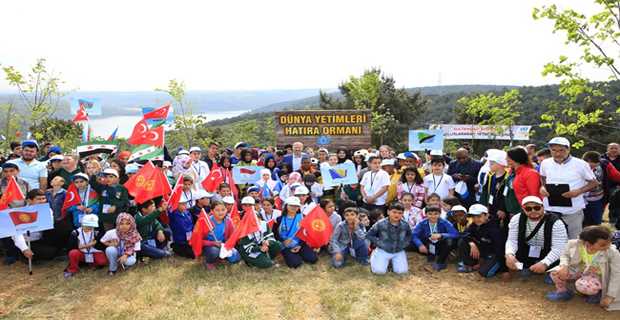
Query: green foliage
0,102,23,149
1,58,64,127
320,68,427,149
457,89,522,143
29,118,82,151
533,1,620,148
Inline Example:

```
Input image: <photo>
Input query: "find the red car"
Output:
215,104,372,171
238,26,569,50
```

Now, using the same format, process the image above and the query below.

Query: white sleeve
378,172,391,188
505,214,520,256
100,230,115,243
580,161,596,181
541,220,568,267
539,160,548,178
11,234,28,252
445,175,455,189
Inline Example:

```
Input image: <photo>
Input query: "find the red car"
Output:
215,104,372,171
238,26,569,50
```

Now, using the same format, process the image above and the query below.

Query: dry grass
0,253,618,320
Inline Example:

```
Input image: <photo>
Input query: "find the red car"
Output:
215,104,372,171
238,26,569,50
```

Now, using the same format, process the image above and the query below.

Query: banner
0,204,54,236
71,98,102,116
408,129,444,151
232,166,264,184
320,162,358,187
430,124,531,141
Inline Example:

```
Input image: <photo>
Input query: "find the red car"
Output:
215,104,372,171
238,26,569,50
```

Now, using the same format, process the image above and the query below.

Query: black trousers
171,242,195,259
281,242,318,268
422,238,450,264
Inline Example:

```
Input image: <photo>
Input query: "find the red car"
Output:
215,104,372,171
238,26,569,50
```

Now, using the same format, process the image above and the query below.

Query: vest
515,213,560,263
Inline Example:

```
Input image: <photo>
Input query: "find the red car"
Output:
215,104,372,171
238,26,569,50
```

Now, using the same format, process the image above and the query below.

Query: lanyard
405,182,415,194
429,222,438,234
81,230,93,254
79,186,90,207
193,163,202,176
487,171,508,195
431,174,444,194
183,190,193,203
282,214,299,238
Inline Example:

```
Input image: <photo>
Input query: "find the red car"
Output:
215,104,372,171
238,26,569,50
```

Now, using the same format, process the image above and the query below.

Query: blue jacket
366,218,412,253
168,209,194,244
45,189,66,221
412,218,459,248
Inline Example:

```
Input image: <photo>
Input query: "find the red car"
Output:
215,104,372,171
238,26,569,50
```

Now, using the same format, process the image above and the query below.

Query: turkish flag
143,103,171,120
72,104,89,122
128,125,164,147
0,176,25,210
166,175,184,212
222,207,259,254
222,168,239,200
189,209,215,258
61,183,81,219
124,161,172,204
274,196,283,211
229,204,241,229
296,205,333,248
202,164,224,192
9,211,38,225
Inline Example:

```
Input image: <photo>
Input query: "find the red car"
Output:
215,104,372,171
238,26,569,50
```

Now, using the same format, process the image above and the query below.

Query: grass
0,253,617,320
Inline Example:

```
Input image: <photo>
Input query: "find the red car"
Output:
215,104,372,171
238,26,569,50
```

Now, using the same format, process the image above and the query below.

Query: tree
29,118,82,151
533,1,620,148
0,101,23,149
2,58,65,127
457,89,522,146
320,68,427,149
156,79,205,148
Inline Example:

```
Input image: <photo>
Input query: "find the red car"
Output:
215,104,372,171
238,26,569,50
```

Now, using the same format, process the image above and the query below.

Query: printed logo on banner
0,204,54,236
321,162,358,187
408,129,444,151
70,98,102,116
317,135,331,145
232,166,264,184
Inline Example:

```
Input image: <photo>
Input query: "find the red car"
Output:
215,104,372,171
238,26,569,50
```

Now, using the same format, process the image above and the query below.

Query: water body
88,109,250,139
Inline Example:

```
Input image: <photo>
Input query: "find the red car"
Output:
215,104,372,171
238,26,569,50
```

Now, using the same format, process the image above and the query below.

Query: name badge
528,245,542,258
102,204,111,214
503,186,509,197
429,244,436,255
84,253,94,263
186,231,192,241
488,195,494,205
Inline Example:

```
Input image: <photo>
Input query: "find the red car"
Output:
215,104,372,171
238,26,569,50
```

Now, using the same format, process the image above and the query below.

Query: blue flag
321,162,358,187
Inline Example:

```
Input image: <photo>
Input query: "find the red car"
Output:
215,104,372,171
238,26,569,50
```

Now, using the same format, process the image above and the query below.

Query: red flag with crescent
202,163,224,192
0,176,25,210
60,183,81,218
128,123,164,147
143,103,171,120
72,104,89,122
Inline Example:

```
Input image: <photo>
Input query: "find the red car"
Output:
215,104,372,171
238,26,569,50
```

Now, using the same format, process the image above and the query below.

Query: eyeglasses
524,205,542,212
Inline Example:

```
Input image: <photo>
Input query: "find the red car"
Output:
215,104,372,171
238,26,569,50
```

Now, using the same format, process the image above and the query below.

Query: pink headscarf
115,213,142,256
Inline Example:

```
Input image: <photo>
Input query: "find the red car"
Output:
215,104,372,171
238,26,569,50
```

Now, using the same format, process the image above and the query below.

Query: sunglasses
524,205,542,212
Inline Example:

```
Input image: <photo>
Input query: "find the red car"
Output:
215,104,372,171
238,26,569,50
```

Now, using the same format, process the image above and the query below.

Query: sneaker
107,271,116,276
63,271,74,279
432,263,447,271
546,290,574,302
544,273,554,285
585,293,601,304
358,259,370,266
457,263,473,273
205,263,216,270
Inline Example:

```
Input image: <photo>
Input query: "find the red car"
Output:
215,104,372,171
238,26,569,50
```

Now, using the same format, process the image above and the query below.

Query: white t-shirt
100,229,141,252
360,169,391,205
539,156,596,215
423,173,455,200
192,160,210,190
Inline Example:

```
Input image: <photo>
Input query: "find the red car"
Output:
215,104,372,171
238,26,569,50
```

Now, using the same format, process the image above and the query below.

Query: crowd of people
1,138,620,311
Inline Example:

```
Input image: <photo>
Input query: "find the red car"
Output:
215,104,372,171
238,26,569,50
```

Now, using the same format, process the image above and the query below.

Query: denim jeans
202,246,240,264
331,239,369,268
105,246,137,272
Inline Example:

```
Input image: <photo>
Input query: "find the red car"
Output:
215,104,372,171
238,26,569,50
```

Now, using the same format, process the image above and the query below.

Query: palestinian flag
76,140,118,158
129,144,164,162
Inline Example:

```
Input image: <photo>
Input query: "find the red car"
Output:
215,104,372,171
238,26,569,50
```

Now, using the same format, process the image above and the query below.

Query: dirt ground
0,252,617,320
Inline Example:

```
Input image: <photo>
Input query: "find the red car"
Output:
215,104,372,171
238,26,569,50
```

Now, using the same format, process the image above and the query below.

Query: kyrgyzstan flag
166,175,184,212
72,104,89,122
9,210,38,225
229,204,241,229
128,124,164,147
124,161,172,204
60,183,81,219
202,163,224,192
0,176,25,210
143,103,171,120
296,205,333,248
189,209,215,258
220,207,259,258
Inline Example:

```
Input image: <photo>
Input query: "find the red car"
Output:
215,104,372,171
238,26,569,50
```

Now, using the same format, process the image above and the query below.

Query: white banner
430,124,531,141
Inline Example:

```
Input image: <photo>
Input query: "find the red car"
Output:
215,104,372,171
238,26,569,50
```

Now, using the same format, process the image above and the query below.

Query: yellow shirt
386,172,402,204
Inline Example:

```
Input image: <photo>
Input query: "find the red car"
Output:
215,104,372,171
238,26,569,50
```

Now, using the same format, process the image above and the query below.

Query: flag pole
26,230,32,275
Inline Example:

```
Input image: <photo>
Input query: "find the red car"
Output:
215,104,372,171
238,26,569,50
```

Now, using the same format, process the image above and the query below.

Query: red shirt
513,165,541,205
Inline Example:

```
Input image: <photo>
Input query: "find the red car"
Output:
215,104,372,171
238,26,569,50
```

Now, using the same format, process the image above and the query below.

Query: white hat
354,149,369,157
429,150,443,156
81,214,99,228
294,185,310,195
241,196,256,205
521,196,544,206
178,150,190,156
49,155,64,162
396,153,407,160
548,137,570,148
189,146,202,153
318,148,329,153
451,205,467,213
193,189,213,201
285,196,301,207
125,163,140,174
163,161,172,168
222,196,235,204
102,168,119,178
310,158,319,165
364,153,379,163
487,150,508,167
380,158,395,167
73,173,90,181
468,204,488,216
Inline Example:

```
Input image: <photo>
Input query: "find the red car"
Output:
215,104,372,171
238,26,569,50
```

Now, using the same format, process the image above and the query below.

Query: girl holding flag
273,197,318,268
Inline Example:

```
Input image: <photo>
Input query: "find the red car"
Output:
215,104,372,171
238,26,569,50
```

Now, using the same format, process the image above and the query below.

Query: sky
0,0,608,92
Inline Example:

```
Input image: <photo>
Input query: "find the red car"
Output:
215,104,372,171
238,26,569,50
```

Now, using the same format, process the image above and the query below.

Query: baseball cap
222,196,235,204
49,155,65,162
21,140,39,149
451,205,467,213
285,196,301,207
486,150,508,167
241,196,256,205
521,196,544,206
468,204,488,216
125,163,140,174
380,158,395,167
294,185,310,195
72,173,90,181
548,137,570,148
189,146,202,153
102,168,119,178
247,186,260,194
178,150,190,156
193,189,213,200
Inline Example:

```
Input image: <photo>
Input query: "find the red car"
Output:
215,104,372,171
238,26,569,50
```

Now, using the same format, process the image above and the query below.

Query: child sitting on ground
330,207,369,268
135,200,171,260
457,204,504,277
200,201,241,270
413,205,459,272
168,195,195,259
101,213,141,276
63,214,107,278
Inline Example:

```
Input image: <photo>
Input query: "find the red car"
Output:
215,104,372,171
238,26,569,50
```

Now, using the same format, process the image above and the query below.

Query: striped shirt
505,213,568,266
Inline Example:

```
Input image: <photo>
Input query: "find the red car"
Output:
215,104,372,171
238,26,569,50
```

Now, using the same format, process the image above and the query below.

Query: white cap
81,214,99,228
241,196,256,205
521,196,544,206
178,150,190,156
49,155,64,162
163,161,172,168
222,196,235,204
103,168,119,178
189,147,202,153
380,159,395,167
364,153,379,163
451,205,467,213
294,185,310,195
487,150,508,167
125,163,140,174
73,173,90,181
310,158,319,164
285,196,301,207
354,149,369,157
468,204,488,216
548,137,570,148
396,153,407,160
193,189,213,201
429,150,443,156
318,148,329,153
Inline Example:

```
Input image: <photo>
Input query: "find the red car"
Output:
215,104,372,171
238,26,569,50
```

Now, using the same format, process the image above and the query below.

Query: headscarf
172,154,192,177
115,213,142,256
287,172,302,186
